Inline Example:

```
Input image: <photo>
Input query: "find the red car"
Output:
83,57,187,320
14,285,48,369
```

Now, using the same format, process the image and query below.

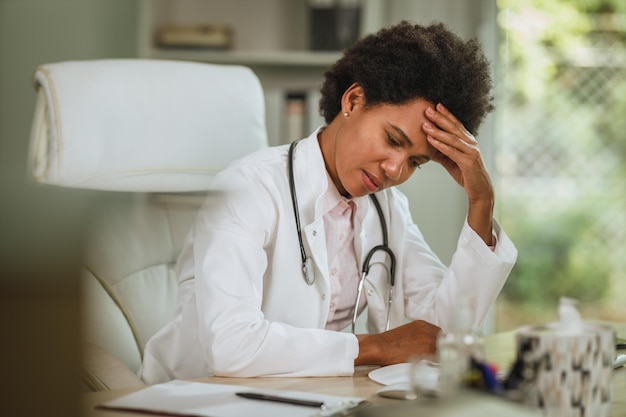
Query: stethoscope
288,139,396,333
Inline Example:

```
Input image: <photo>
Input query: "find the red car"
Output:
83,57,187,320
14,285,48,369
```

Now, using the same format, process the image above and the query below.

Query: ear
341,82,366,115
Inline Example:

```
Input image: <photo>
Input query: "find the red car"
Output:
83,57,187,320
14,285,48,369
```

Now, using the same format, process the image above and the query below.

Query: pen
236,392,325,408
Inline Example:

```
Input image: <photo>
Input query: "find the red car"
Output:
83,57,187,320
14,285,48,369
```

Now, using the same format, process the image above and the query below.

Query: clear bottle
436,297,485,397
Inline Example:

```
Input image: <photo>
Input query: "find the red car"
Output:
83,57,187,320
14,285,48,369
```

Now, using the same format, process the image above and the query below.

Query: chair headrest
28,59,268,192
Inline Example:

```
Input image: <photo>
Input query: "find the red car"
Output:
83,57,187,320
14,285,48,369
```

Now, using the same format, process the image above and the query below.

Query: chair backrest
28,59,268,388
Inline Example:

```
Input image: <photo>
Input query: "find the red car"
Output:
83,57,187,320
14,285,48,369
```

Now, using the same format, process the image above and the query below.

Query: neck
318,120,349,197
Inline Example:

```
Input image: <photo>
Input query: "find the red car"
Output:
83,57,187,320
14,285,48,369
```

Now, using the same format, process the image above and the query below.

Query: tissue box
513,321,615,417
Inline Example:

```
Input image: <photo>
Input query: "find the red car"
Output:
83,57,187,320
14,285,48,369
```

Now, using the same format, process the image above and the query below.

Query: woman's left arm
422,103,494,246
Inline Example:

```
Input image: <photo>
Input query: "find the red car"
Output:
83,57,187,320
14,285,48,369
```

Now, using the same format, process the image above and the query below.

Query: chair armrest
81,343,145,392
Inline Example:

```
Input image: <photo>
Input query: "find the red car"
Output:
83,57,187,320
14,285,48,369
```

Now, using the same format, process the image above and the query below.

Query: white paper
98,380,365,417
368,362,440,398
368,363,411,386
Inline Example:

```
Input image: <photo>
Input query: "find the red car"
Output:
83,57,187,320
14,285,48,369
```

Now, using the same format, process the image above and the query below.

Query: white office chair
28,59,268,391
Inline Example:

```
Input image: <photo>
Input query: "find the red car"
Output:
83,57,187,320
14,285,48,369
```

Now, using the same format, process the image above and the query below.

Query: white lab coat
140,129,517,384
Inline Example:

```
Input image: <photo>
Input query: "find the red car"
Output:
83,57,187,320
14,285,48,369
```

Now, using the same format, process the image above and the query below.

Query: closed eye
385,124,430,171
387,131,425,170
386,132,401,147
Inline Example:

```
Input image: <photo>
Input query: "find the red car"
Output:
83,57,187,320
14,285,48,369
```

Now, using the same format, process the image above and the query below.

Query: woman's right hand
355,320,441,367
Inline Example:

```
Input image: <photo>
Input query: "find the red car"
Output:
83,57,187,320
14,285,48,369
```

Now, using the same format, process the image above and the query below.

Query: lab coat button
313,230,317,236
366,289,374,297
322,293,326,300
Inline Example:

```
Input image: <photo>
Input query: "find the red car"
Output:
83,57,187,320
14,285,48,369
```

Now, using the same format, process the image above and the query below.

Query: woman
141,21,517,383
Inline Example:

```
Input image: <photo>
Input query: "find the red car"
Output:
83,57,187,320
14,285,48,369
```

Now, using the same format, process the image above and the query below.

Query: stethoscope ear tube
288,140,315,285
367,193,395,288
364,194,396,331
361,243,396,288
359,240,396,333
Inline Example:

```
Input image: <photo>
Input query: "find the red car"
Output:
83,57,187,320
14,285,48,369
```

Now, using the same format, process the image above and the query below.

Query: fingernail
426,107,435,115
437,103,446,111
423,122,433,130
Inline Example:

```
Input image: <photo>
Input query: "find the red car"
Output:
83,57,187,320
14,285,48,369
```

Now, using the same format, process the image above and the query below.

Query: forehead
372,99,437,156
364,99,433,139
361,99,433,137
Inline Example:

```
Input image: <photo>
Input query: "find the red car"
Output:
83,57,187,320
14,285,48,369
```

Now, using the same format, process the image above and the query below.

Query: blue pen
476,361,502,394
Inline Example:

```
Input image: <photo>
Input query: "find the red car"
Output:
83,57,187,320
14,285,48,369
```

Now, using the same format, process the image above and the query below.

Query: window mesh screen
495,8,626,328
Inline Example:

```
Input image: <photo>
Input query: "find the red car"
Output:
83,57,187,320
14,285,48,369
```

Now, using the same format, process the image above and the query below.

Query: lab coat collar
289,128,328,223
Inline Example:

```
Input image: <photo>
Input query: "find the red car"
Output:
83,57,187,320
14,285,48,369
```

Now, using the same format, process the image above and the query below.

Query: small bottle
436,297,484,397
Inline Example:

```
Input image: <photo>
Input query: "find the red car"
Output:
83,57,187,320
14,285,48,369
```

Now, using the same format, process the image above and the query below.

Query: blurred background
1,1,139,416
494,0,626,329
1,0,624,415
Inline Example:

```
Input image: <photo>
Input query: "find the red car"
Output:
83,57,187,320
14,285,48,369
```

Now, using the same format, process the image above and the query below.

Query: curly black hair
319,21,494,134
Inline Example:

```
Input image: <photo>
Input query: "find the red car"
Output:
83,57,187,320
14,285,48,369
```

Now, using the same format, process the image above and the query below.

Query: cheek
336,151,357,184
336,133,363,166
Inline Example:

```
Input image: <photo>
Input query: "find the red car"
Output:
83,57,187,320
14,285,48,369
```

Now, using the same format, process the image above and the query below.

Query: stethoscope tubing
288,139,396,332
288,140,315,285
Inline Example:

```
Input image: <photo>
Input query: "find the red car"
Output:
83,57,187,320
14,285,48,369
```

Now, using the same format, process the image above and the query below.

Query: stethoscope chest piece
303,257,315,286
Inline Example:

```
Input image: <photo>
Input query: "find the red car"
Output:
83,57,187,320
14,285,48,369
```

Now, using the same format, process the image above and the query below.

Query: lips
362,170,382,193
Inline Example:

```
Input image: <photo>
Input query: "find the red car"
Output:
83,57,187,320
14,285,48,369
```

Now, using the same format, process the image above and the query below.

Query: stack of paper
99,380,367,417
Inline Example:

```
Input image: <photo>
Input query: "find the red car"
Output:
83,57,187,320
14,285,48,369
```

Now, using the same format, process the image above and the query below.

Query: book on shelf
264,89,326,147
285,93,306,144
155,24,232,50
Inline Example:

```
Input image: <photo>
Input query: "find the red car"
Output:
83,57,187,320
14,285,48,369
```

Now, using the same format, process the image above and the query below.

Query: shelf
147,49,341,69
145,48,340,91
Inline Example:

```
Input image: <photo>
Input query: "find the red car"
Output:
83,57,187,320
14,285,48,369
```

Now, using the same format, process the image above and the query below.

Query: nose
381,152,404,182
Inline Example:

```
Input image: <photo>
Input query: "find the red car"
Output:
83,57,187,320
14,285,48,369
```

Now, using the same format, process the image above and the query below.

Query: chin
347,189,366,199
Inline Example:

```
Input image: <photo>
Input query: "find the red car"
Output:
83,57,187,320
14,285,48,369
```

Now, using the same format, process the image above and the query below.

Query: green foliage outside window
496,0,626,326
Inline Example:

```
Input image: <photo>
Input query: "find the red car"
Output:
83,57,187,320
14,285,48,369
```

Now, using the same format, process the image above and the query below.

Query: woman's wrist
467,197,494,245
355,333,381,366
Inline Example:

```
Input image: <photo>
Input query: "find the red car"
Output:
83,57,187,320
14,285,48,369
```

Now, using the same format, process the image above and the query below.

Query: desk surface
83,322,626,417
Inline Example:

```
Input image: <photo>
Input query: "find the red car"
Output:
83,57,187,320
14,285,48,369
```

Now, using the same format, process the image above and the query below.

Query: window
495,0,626,329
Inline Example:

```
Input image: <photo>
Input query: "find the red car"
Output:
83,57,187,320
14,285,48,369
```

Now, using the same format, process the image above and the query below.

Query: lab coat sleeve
440,218,517,329
391,189,517,331
191,162,358,377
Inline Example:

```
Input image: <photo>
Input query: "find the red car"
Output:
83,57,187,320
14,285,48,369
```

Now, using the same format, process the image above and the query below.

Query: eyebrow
387,122,432,163
388,122,413,147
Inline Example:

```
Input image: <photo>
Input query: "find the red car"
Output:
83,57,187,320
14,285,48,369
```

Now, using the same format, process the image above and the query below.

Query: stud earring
343,112,349,117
